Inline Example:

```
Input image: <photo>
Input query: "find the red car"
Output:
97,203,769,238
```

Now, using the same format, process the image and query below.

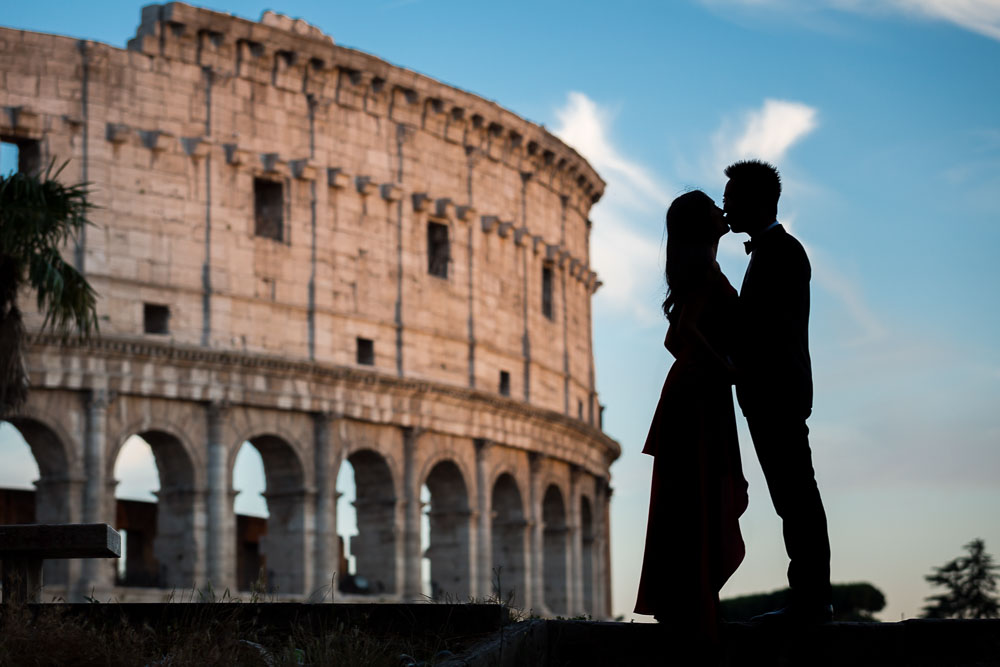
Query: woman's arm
674,301,738,381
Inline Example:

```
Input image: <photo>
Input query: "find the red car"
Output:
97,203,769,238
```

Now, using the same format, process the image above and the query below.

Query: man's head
723,159,781,235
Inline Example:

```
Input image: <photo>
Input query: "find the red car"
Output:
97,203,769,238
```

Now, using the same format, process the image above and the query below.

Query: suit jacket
735,224,813,418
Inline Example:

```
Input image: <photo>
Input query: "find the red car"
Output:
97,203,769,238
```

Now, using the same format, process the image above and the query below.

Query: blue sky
2,0,999,621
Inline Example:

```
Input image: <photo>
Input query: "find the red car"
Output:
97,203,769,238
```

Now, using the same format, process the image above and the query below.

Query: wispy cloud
553,92,671,325
698,0,1000,41
554,92,669,210
713,98,819,169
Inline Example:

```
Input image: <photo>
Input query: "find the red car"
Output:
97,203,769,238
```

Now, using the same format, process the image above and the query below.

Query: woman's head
662,190,728,319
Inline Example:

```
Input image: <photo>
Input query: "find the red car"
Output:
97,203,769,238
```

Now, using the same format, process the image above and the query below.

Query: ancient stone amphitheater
0,2,618,617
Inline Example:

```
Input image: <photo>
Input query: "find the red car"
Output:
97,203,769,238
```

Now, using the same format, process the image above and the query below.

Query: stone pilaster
77,389,113,599
528,452,543,613
402,426,423,598
312,412,337,597
569,465,583,615
474,438,492,599
205,401,234,592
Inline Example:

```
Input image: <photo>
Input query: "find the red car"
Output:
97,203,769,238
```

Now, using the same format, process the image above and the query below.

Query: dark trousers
746,413,832,606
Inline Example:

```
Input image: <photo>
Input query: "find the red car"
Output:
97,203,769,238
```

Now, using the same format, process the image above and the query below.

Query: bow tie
744,240,756,255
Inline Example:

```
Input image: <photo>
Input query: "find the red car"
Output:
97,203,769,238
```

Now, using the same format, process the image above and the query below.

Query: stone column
205,401,233,592
78,389,112,599
312,412,337,599
528,452,543,613
596,478,612,619
402,427,423,598
569,465,583,615
474,438,492,599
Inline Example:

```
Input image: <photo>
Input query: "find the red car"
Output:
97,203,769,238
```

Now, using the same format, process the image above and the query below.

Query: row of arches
0,414,606,616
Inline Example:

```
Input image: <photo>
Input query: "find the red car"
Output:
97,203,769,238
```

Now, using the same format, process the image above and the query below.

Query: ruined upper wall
126,2,605,207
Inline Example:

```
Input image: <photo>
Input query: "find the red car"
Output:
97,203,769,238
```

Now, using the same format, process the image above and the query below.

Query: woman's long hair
662,190,718,322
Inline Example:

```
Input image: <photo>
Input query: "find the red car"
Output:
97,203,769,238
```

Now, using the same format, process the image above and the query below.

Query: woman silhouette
634,190,749,639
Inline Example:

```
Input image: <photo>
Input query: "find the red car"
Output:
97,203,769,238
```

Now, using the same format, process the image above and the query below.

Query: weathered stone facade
0,3,617,616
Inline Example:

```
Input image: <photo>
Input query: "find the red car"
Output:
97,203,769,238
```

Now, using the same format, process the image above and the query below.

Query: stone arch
416,436,477,506
491,471,527,608
233,431,309,595
579,494,595,615
2,414,80,585
108,423,201,589
423,458,472,600
340,447,398,595
542,483,569,615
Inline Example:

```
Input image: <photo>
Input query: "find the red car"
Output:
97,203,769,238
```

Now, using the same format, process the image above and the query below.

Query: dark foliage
922,538,999,619
0,161,98,416
721,582,886,622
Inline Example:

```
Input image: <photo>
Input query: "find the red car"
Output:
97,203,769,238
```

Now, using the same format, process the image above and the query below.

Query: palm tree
0,161,98,416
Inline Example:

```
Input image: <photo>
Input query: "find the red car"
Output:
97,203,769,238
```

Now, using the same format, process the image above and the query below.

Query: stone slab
0,524,121,560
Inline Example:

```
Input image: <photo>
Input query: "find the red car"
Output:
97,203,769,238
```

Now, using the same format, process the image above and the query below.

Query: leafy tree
922,538,999,619
0,161,98,416
721,582,886,622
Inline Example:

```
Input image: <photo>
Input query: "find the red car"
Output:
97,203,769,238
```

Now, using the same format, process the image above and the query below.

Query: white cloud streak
553,92,671,325
700,0,1000,41
713,98,819,168
554,92,669,210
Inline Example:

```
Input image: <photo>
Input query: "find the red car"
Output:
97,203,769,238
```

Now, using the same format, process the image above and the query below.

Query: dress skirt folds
634,273,749,638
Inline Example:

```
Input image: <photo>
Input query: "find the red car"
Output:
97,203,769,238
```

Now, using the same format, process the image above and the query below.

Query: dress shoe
749,603,833,625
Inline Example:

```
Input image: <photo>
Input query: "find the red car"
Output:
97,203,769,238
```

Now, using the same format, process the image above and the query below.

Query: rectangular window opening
499,370,511,397
254,178,284,241
356,337,374,366
578,399,584,420
542,265,554,320
427,221,450,278
143,303,170,334
0,138,42,176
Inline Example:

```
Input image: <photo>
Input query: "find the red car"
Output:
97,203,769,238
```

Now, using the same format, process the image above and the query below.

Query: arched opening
233,441,267,592
1,418,74,585
580,496,594,615
542,484,568,615
0,421,40,515
111,430,199,589
491,473,527,607
233,435,307,595
337,449,396,596
112,435,159,587
423,460,471,600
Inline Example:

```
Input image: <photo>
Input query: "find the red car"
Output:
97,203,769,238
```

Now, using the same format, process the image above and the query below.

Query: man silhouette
724,159,832,623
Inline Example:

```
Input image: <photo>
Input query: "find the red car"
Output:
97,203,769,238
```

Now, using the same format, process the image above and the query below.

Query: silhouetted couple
634,160,832,639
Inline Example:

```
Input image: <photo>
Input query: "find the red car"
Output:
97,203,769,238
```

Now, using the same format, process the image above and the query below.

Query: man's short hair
724,159,782,210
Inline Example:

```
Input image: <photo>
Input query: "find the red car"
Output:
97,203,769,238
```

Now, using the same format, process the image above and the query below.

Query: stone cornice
27,333,621,469
116,3,604,206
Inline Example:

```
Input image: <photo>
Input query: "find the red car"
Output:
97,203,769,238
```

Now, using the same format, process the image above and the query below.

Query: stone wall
0,2,617,617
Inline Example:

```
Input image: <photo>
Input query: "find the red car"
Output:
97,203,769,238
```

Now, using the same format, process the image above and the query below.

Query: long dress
634,269,749,638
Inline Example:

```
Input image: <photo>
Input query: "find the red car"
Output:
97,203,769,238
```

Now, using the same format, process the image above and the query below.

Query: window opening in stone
113,435,160,587
0,137,41,175
427,221,450,279
0,422,39,527
254,178,284,241
338,450,397,596
578,399,584,420
542,265,554,320
356,337,374,366
143,303,170,334
499,370,511,397
232,440,275,594
423,460,471,600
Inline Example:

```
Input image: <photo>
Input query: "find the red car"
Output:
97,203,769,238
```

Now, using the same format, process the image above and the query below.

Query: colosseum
0,2,618,617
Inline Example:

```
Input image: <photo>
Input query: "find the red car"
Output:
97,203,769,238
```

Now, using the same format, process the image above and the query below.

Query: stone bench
0,523,121,603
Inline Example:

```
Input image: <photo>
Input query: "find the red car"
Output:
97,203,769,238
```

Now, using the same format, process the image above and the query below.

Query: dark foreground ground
1,603,998,666
450,617,1000,667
